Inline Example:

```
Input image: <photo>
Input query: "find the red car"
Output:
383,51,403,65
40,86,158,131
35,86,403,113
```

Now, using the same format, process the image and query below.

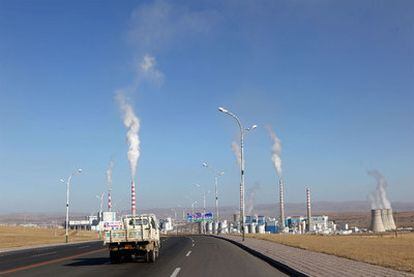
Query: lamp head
218,107,228,113
246,124,258,131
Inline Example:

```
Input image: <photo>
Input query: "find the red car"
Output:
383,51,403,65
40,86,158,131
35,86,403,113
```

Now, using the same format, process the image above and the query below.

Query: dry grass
0,226,98,250
247,233,414,273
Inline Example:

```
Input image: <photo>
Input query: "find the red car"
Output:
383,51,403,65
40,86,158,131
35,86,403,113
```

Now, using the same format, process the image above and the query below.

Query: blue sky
0,0,413,213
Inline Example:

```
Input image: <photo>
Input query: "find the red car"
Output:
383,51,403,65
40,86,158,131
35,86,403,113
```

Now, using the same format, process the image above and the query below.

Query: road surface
0,236,287,276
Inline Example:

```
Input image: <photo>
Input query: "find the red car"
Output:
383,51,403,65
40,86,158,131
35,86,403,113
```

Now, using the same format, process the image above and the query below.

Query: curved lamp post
202,162,224,222
60,168,82,243
218,107,256,241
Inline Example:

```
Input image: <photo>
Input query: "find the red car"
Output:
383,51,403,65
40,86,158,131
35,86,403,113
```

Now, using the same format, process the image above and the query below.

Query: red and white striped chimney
306,187,312,232
131,180,136,215
279,179,285,229
107,190,112,212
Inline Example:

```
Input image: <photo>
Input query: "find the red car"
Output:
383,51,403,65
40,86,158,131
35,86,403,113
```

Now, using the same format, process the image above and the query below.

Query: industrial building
66,211,119,231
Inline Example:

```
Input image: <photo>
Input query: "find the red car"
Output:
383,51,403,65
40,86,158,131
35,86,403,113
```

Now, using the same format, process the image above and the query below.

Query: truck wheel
110,251,121,264
149,250,156,263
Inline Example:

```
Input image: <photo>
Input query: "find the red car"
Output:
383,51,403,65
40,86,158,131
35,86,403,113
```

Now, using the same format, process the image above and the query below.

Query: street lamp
191,200,198,215
194,184,210,216
194,184,210,235
218,106,257,241
202,162,224,222
61,168,82,243
177,204,185,221
96,192,105,216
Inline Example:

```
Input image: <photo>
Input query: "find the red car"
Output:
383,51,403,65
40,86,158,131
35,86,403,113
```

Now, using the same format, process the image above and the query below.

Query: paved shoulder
220,235,414,277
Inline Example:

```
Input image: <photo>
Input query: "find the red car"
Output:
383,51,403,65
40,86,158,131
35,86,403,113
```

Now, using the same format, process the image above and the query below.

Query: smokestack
381,209,391,231
116,93,141,217
233,213,240,223
108,191,112,212
386,209,396,230
370,209,385,233
106,159,114,212
131,181,136,216
306,187,312,232
267,127,285,231
279,179,285,229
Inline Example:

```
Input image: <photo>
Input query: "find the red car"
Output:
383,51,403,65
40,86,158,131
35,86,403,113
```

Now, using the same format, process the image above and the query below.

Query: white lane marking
186,250,192,257
192,243,195,247
78,245,90,249
31,251,57,257
170,267,181,277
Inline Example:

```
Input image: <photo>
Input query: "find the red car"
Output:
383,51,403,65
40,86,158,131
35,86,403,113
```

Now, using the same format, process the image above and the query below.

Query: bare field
247,232,414,273
0,226,98,250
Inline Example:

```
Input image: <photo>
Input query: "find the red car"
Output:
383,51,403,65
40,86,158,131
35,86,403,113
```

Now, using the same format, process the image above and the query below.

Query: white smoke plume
106,159,114,190
128,1,217,54
127,1,217,87
116,93,141,179
246,183,261,215
368,170,391,209
231,141,241,167
267,126,282,178
138,54,164,86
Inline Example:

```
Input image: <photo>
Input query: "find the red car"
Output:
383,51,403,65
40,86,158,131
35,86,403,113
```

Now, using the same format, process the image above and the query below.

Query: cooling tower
381,209,391,231
386,209,396,230
279,179,285,229
370,209,385,233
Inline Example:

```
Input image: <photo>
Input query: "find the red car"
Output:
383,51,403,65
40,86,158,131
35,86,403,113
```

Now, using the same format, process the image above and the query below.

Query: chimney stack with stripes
108,191,112,212
306,187,312,232
131,181,136,216
279,179,285,229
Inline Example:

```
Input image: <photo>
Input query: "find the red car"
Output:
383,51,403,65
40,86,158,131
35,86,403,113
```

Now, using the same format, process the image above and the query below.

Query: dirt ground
0,226,98,250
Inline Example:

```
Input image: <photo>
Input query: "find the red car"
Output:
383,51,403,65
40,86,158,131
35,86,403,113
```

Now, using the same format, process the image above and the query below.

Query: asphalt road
0,236,287,277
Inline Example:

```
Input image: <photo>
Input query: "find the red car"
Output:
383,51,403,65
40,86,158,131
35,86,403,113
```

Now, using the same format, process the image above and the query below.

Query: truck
104,214,160,263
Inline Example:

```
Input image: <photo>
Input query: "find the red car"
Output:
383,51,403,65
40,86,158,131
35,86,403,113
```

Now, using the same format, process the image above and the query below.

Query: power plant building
286,215,336,234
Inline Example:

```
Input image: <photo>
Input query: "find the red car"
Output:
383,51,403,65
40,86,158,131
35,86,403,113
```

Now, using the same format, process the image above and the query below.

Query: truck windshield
129,218,149,226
